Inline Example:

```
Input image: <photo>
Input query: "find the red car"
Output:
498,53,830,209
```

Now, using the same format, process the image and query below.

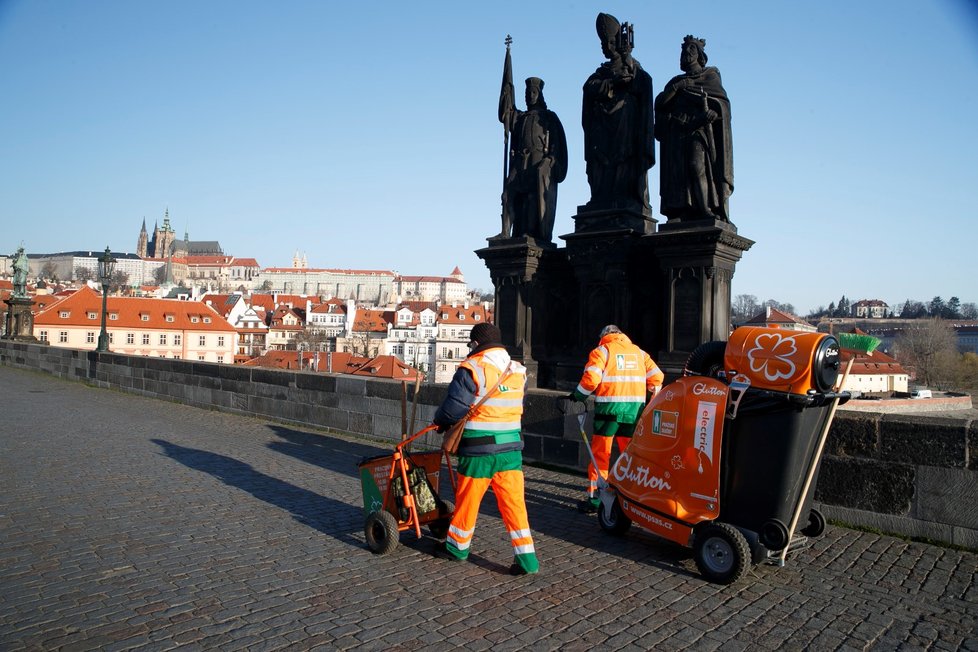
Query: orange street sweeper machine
597,326,850,584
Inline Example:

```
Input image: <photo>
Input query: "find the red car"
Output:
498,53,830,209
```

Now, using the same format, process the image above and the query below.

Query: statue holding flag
498,37,567,243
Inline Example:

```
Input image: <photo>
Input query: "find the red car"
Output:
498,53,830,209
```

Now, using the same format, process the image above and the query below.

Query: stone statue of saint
11,247,29,299
654,35,733,222
499,74,568,243
581,13,655,215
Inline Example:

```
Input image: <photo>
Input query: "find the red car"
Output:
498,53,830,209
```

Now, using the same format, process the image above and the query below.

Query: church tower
152,209,176,258
136,218,148,258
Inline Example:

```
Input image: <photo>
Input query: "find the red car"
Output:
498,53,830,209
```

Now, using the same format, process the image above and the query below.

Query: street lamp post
96,246,117,352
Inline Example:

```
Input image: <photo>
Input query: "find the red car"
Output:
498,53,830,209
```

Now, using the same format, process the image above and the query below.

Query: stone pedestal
3,297,39,342
573,205,657,236
477,235,564,387
647,219,753,370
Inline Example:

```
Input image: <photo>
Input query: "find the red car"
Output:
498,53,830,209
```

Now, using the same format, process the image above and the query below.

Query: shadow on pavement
152,438,363,548
265,425,391,478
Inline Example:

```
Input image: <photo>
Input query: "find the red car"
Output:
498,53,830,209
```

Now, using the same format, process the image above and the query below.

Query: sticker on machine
651,409,679,438
694,401,718,468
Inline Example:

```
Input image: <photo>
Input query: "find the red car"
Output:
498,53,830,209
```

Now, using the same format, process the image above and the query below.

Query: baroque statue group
497,13,733,243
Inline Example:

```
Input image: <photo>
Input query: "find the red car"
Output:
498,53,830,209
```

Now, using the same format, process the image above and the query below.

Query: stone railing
1,340,974,549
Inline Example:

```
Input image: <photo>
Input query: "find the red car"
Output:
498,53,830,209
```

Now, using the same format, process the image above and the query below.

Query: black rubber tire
683,341,727,378
597,496,632,536
428,500,454,540
759,518,790,551
694,522,751,585
801,507,826,538
364,510,400,555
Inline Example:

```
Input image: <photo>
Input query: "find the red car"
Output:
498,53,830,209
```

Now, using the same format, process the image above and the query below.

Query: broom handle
778,357,854,565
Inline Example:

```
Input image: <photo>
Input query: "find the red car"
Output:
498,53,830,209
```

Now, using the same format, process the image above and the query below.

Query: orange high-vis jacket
574,332,664,423
457,348,527,455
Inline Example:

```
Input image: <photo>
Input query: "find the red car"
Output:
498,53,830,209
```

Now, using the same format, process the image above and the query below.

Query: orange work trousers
446,469,536,565
587,434,632,498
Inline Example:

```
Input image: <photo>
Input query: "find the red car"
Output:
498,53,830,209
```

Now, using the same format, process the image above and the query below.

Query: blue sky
1,1,976,315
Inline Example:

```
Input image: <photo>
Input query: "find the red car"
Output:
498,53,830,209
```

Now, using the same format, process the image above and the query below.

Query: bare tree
731,294,759,321
110,270,129,292
74,266,93,283
895,318,959,390
40,261,58,280
151,266,166,285
290,328,330,351
764,299,796,315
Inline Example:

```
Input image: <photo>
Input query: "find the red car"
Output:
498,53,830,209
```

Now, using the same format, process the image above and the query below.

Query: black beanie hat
470,323,502,345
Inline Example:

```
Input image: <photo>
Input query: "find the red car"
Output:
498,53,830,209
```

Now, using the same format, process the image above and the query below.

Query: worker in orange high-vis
569,324,664,514
431,322,539,575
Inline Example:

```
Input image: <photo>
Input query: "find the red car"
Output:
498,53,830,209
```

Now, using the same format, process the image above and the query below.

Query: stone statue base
647,222,753,372
4,297,39,342
573,205,657,236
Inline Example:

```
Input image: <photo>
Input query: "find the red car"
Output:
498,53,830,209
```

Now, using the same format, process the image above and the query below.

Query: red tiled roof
185,255,233,266
436,303,490,325
746,307,810,326
231,258,260,267
350,355,423,381
34,285,235,332
352,309,393,333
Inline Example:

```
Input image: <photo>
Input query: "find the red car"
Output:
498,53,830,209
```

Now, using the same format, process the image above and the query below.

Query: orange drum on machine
724,327,840,395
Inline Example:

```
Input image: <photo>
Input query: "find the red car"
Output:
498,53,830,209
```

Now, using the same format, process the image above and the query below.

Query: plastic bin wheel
759,519,790,551
428,500,454,540
598,496,632,536
800,508,826,538
694,522,751,585
365,510,399,555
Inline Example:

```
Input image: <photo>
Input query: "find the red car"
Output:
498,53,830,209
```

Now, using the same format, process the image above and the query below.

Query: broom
777,331,880,565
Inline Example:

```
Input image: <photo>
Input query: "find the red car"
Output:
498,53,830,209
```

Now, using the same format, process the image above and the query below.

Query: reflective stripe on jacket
574,332,664,423
457,347,527,456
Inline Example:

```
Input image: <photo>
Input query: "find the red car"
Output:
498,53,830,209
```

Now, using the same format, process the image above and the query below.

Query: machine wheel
428,500,454,540
801,508,826,538
760,519,790,551
598,496,632,536
694,522,751,585
364,511,400,555
683,341,727,378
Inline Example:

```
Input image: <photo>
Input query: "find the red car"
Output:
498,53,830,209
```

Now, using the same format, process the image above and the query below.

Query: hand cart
358,425,457,554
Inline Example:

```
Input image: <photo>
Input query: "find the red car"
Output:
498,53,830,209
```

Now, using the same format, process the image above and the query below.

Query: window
198,355,205,361
108,333,114,344
203,317,211,323
190,316,199,323
39,331,48,342
87,312,97,320
59,331,68,343
142,334,150,345
174,334,182,346
59,311,70,319
159,334,168,345
140,314,149,322
199,335,206,346
217,336,225,347
109,313,118,321
165,315,174,322
126,333,135,345
86,332,95,344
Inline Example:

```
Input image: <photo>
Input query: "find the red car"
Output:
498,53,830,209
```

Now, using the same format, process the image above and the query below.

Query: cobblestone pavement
1,365,976,651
